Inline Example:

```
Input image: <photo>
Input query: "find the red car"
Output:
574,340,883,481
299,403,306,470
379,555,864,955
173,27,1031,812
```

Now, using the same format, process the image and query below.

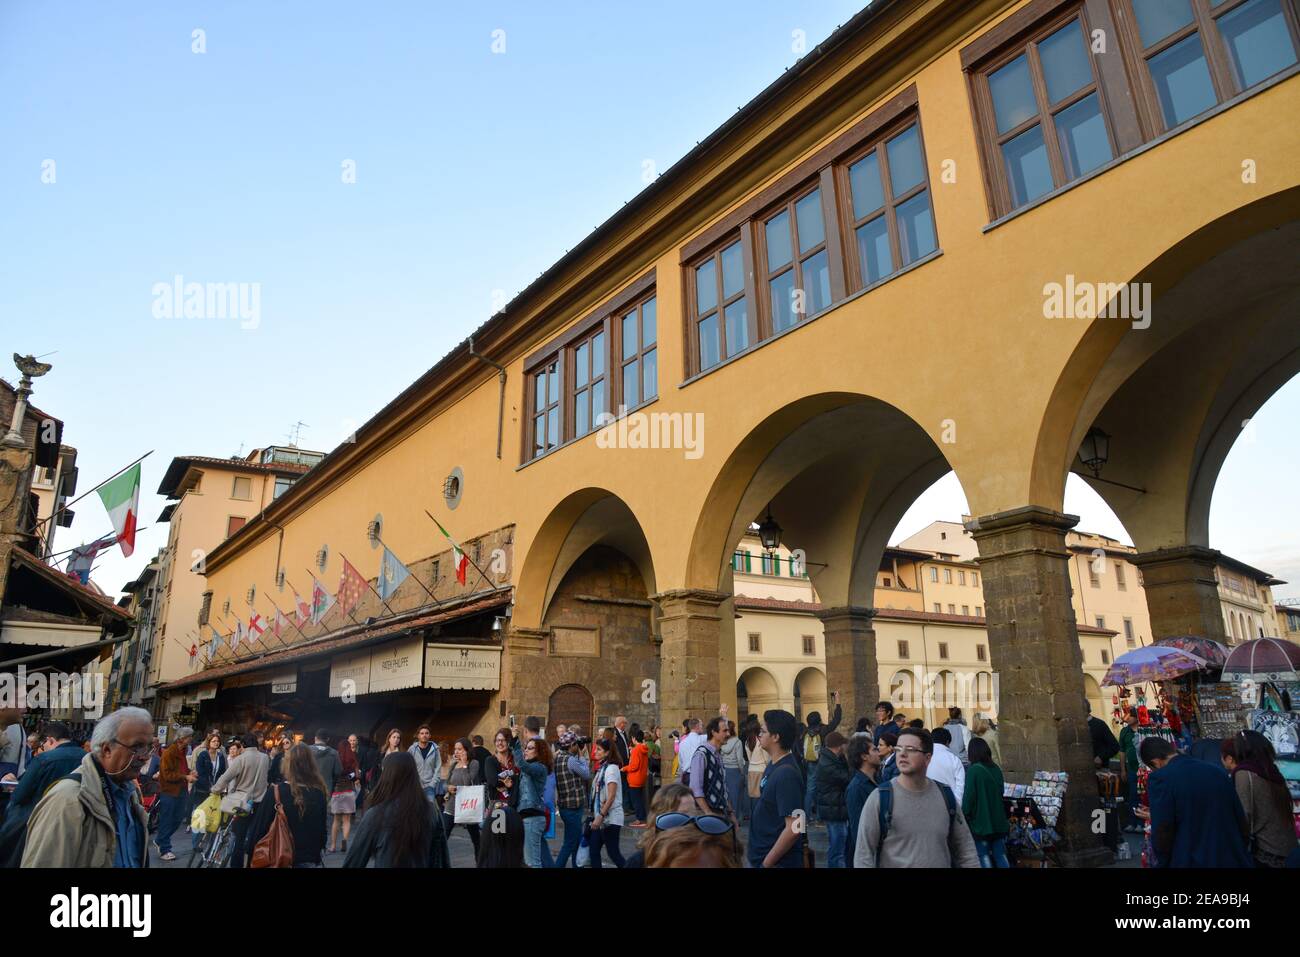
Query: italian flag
433,516,469,585
96,462,141,557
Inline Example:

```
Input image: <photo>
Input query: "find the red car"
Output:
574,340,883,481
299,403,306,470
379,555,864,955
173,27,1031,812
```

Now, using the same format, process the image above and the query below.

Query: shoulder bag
250,783,295,868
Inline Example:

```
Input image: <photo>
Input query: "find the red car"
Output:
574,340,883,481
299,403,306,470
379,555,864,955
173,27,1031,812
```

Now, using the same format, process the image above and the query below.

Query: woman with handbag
483,728,520,809
190,732,228,851
442,738,483,854
247,744,329,867
1221,730,1299,869
587,737,626,868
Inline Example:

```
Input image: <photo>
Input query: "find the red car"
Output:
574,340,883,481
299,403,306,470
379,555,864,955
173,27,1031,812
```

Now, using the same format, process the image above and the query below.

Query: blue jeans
974,836,1010,868
554,808,584,867
522,813,546,867
804,762,818,822
156,793,186,854
826,820,848,868
589,823,625,868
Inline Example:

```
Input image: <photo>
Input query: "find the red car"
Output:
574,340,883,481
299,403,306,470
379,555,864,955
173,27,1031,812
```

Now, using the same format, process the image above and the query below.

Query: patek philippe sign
329,650,371,698
369,636,424,693
424,643,501,691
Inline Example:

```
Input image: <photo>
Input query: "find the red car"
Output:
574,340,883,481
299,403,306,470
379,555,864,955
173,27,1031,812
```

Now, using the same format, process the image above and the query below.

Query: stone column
652,589,729,733
1129,545,1228,643
815,606,877,726
966,506,1110,867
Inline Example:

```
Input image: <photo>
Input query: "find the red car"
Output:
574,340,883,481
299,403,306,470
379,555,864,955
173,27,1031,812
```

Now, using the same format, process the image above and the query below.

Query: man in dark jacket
814,732,852,868
797,691,841,823
1141,737,1251,868
0,722,84,867
844,734,880,868
310,730,344,796
1087,703,1120,768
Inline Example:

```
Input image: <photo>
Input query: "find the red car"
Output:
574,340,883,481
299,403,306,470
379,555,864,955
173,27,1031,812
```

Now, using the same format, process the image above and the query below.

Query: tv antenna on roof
286,421,309,447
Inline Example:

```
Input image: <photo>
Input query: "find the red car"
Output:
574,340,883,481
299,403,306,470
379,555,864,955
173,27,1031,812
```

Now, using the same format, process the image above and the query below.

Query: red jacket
158,743,190,797
622,742,649,787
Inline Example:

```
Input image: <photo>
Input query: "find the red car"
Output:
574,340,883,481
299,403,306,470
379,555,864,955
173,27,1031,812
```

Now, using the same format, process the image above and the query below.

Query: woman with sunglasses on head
623,782,694,868
1221,729,1298,869
644,811,744,868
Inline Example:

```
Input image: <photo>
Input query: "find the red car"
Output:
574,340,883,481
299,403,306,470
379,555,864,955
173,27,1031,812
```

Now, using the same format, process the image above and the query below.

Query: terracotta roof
733,595,1118,634
157,455,314,498
160,589,512,691
6,546,132,621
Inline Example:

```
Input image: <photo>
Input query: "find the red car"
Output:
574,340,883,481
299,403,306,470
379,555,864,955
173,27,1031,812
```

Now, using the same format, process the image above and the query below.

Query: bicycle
189,806,248,868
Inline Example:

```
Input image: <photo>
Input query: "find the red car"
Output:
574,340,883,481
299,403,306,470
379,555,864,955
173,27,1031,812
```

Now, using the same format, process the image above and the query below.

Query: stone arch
889,669,916,713
737,666,780,719
1083,673,1104,723
548,683,593,738
793,666,827,724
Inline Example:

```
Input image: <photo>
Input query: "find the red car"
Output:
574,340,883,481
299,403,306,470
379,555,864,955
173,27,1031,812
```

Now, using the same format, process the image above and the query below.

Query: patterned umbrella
1221,637,1300,682
1102,645,1209,687
1153,635,1230,668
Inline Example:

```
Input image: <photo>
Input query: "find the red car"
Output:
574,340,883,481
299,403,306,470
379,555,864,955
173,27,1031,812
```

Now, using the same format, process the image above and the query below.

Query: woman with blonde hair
623,782,694,868
380,728,403,757
644,814,744,868
971,717,1001,766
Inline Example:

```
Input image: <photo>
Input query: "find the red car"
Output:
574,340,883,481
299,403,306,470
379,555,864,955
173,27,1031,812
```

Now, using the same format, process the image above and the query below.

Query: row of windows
933,602,985,616
731,550,808,577
523,0,1299,461
928,565,980,587
1086,557,1137,588
744,633,819,656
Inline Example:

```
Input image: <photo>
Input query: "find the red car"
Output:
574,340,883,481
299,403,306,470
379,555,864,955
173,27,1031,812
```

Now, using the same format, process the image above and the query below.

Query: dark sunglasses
654,812,734,835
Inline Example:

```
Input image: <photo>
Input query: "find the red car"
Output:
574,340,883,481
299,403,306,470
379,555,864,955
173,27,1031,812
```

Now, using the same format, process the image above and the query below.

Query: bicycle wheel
189,831,212,868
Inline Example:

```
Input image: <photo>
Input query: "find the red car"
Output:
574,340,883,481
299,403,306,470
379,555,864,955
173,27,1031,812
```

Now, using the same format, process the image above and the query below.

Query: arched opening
548,683,593,740
1083,674,1104,726
793,666,826,724
737,666,780,721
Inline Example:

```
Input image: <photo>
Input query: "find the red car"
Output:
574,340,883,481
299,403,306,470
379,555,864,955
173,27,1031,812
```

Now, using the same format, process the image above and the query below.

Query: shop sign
424,643,501,691
329,650,371,698
195,684,218,701
270,670,298,694
369,636,424,693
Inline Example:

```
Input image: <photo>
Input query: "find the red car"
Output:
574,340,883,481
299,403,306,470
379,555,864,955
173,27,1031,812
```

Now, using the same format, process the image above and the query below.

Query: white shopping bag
454,785,485,824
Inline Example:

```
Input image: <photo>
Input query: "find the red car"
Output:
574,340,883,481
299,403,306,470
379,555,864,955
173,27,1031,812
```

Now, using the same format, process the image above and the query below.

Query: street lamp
757,506,782,551
1077,426,1110,478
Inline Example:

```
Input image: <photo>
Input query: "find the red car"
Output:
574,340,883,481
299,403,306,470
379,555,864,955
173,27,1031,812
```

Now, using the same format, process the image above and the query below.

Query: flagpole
244,599,287,654
48,526,153,566
374,534,444,609
305,568,361,627
266,595,309,644
33,449,154,534
423,510,497,593
341,551,400,619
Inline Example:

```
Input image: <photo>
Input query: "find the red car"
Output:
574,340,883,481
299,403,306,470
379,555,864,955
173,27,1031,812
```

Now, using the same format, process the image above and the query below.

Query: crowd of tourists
0,696,1293,868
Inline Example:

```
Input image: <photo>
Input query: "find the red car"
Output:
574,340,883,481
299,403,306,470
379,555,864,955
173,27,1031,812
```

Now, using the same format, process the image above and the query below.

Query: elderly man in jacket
21,706,153,868
211,733,271,867
155,726,195,861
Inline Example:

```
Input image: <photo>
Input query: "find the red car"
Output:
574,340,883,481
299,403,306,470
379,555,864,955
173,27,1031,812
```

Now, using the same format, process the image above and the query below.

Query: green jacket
961,761,1009,839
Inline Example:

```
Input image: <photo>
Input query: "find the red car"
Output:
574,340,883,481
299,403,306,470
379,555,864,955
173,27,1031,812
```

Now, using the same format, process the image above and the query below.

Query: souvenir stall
1151,636,1232,743
1002,771,1068,866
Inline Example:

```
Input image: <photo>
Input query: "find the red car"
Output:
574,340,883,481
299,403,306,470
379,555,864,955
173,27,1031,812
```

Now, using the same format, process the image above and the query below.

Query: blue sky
4,0,1297,603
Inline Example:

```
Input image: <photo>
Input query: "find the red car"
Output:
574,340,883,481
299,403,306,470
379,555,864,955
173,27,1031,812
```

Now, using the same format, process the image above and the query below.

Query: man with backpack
853,727,979,868
797,691,841,823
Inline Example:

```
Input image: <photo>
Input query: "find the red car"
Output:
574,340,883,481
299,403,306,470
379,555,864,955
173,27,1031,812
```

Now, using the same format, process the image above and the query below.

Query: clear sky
4,0,1298,604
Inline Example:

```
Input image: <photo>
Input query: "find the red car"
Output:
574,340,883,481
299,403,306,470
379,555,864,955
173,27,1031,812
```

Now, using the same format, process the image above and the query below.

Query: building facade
162,0,1300,863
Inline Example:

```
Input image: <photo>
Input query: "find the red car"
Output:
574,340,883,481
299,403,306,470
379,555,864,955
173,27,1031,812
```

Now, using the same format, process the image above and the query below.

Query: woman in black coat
246,744,330,867
343,752,449,868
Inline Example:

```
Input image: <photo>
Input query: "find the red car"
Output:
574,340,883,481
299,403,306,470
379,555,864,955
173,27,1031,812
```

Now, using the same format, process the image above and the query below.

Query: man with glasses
853,727,979,868
0,722,85,867
22,706,154,867
748,709,806,868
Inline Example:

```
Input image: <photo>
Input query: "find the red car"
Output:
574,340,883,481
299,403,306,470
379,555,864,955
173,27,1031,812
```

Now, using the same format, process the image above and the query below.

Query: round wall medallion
443,466,464,510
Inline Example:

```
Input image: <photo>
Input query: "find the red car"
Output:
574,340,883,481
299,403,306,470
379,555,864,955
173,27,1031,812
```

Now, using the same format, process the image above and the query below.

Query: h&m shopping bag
454,784,485,824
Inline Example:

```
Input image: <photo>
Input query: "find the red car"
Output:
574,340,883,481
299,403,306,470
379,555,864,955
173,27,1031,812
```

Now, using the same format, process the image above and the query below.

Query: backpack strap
875,780,894,860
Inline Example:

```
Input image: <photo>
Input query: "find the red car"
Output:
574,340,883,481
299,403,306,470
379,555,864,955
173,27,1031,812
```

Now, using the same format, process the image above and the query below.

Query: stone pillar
815,606,878,726
652,589,729,733
1129,546,1228,643
966,506,1110,867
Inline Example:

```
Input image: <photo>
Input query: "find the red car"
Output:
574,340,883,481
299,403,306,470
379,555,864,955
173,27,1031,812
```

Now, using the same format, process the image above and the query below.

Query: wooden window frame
938,642,950,660
748,632,762,653
835,114,939,291
1111,0,1300,134
684,232,757,375
802,635,816,656
612,291,659,412
231,475,252,501
524,357,563,461
568,322,609,442
977,643,987,661
226,515,247,538
898,640,910,658
753,180,841,337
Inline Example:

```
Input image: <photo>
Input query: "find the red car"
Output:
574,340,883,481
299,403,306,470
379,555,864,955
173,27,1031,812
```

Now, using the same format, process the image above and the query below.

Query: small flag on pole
208,626,222,659
337,556,367,615
233,619,246,650
189,643,198,667
273,609,290,639
292,591,311,627
310,576,335,625
377,546,412,601
96,462,142,557
432,516,469,585
249,612,266,640
65,535,117,585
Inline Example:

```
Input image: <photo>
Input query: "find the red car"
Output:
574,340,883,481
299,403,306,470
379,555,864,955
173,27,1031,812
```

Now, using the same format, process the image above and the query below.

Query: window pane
1133,0,1195,47
546,408,559,448
698,314,721,370
1054,92,1113,179
695,260,717,314
855,215,893,285
886,125,926,196
642,348,657,399
1148,33,1218,127
1218,0,1298,89
1001,123,1054,208
642,297,656,345
800,249,831,315
848,151,884,219
592,332,605,377
795,189,824,252
989,54,1039,134
547,363,559,404
591,379,606,418
721,241,745,298
1039,19,1093,104
895,191,937,266
535,373,545,410
769,270,796,332
765,210,793,270
622,311,637,359
623,360,639,409
534,415,545,456
575,342,589,387
725,299,749,355
575,392,588,436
